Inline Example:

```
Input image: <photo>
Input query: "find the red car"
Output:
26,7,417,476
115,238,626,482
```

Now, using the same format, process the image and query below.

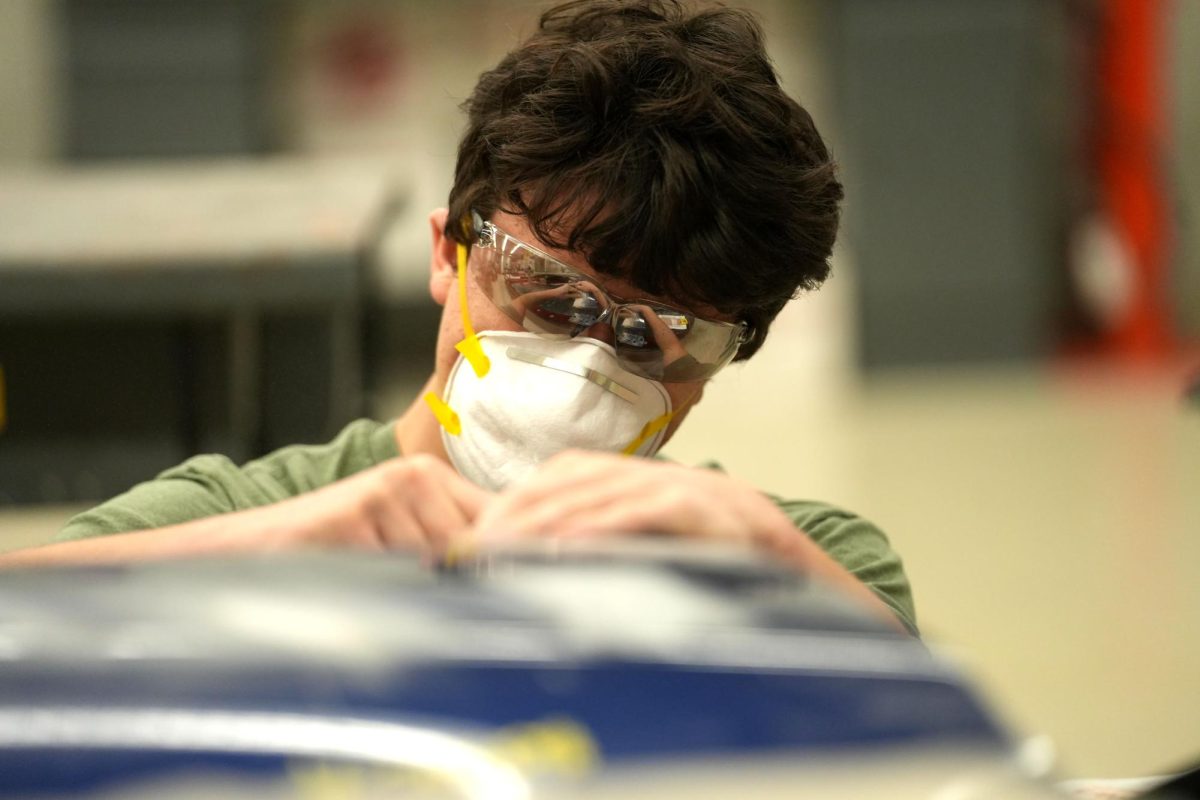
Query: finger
371,501,432,555
442,470,493,522
554,490,727,540
479,450,630,517
476,465,683,541
470,452,627,537
428,468,495,557
369,457,492,553
403,460,495,552
407,483,475,554
496,464,774,546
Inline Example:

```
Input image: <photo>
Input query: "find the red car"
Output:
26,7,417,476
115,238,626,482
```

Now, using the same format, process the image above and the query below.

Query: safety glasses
469,213,753,382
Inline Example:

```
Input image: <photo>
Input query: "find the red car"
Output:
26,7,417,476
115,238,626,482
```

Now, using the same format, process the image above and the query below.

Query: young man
1,0,916,634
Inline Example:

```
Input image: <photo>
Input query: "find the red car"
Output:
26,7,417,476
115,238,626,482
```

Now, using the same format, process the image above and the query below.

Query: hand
467,450,905,630
0,455,494,569
469,450,802,561
272,455,493,557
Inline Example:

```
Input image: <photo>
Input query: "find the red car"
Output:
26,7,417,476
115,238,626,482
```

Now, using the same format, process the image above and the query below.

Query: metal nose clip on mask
424,240,673,491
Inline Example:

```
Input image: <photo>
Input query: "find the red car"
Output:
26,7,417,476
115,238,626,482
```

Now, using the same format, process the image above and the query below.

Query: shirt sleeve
57,420,397,542
668,458,918,635
56,455,246,541
774,497,919,636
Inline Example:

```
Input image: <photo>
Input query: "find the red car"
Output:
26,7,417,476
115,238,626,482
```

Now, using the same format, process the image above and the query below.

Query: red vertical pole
1096,0,1174,358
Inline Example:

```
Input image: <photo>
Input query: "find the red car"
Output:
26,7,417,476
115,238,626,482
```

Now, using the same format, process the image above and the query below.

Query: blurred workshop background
0,0,1197,784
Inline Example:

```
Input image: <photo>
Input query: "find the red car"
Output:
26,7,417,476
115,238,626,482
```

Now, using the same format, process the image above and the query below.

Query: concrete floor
665,358,1200,783
3,344,1198,784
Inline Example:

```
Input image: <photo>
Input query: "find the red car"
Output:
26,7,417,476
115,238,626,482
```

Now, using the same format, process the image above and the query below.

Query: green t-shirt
59,419,917,634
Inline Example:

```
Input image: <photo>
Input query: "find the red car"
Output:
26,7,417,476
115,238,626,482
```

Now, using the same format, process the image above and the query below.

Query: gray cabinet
829,0,1065,368
62,0,283,160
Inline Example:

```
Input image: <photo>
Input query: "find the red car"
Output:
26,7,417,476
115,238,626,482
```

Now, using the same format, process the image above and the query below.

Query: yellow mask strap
425,239,491,436
423,391,461,436
621,410,674,455
454,241,490,378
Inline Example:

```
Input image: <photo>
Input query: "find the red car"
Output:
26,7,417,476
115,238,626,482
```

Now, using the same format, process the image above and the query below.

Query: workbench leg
327,302,363,435
227,310,262,463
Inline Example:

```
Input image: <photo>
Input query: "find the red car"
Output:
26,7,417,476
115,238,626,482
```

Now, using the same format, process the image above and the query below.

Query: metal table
0,157,399,495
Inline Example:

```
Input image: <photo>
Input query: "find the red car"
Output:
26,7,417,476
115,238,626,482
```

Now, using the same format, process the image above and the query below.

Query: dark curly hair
447,0,842,360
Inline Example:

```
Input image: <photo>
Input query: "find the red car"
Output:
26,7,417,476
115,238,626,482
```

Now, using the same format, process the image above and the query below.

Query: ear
428,207,458,307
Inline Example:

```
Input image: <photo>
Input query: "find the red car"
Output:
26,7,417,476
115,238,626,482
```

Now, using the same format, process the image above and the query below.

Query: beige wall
0,0,59,163
284,0,831,301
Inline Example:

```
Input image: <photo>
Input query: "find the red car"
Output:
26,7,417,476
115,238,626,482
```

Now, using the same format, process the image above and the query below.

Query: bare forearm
0,456,489,570
0,508,293,569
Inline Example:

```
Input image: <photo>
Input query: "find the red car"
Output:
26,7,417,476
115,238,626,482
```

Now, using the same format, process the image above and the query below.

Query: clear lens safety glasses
469,213,752,382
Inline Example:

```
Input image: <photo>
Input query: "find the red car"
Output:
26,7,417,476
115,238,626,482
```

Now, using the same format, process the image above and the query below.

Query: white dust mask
434,331,672,491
